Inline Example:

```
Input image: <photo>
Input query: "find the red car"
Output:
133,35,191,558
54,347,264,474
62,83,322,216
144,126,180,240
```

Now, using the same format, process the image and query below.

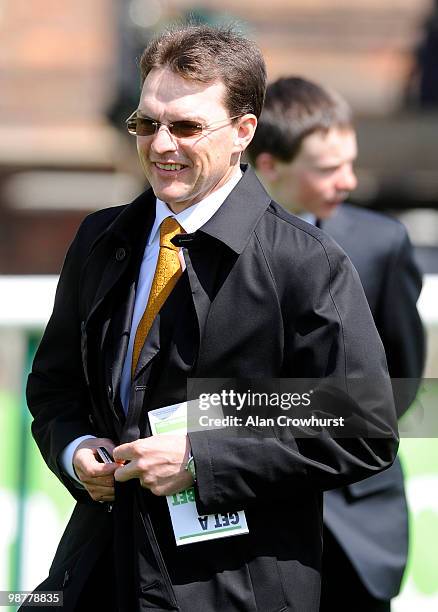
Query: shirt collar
298,212,317,226
148,168,243,246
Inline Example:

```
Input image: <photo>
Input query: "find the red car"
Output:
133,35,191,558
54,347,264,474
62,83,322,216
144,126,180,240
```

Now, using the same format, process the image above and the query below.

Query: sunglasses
126,111,241,138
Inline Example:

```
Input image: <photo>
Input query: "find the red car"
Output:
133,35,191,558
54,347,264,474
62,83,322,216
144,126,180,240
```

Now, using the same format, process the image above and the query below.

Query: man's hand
73,437,118,502
113,435,193,496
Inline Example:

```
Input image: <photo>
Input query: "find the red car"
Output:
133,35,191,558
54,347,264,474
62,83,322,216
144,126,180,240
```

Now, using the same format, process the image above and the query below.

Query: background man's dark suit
320,203,425,602
26,169,398,612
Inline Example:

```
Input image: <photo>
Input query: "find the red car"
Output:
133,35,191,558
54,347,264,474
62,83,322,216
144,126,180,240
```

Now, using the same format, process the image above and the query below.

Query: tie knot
160,217,183,249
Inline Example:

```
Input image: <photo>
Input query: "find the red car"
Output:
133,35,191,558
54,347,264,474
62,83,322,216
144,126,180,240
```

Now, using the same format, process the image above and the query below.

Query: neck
166,163,242,214
285,203,304,216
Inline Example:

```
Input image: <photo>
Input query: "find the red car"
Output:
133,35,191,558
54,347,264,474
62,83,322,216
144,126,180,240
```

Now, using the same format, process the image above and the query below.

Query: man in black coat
27,28,398,612
248,76,425,611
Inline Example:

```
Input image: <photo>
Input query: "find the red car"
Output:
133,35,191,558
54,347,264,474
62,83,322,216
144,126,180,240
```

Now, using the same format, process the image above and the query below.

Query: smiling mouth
155,162,187,171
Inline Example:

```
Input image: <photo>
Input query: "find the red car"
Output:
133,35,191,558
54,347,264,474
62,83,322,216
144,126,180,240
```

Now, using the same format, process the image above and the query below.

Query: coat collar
101,164,272,254
85,165,272,327
101,188,156,248
196,165,272,254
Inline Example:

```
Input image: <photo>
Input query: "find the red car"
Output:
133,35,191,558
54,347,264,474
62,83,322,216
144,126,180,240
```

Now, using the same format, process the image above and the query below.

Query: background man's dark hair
247,76,353,163
140,24,266,120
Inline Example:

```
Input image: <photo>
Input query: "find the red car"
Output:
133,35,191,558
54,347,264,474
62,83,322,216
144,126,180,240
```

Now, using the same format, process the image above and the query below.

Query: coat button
115,247,126,261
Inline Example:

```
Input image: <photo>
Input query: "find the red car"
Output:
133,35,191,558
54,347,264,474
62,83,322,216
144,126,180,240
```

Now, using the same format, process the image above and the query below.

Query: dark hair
247,77,353,163
140,24,266,119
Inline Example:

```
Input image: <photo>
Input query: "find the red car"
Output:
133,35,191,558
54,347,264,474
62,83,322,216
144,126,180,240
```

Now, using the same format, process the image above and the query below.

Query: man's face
272,127,358,219
136,67,248,212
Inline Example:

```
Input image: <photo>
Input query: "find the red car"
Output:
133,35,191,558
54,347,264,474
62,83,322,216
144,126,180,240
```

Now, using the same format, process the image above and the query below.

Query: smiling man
27,27,398,612
133,69,246,211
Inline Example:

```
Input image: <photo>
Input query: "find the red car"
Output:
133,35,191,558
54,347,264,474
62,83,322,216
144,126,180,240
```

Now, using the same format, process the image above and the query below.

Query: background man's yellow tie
131,217,184,375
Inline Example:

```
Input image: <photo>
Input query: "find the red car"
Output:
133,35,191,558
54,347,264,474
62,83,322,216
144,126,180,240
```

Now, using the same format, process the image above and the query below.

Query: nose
150,125,177,154
337,163,357,192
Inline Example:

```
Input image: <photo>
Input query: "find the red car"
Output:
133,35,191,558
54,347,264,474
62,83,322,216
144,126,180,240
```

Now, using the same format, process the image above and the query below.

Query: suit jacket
321,204,425,600
26,168,398,612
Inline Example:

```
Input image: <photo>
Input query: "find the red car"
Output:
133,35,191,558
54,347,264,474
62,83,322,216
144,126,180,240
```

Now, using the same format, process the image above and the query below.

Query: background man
27,29,397,612
248,76,425,612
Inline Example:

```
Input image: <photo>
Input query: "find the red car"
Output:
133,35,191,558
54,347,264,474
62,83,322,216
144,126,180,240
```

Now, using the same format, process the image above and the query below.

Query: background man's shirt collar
298,212,317,226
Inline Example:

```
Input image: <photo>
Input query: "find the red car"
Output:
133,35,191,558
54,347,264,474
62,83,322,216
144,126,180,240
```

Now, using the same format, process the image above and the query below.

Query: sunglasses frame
125,111,241,138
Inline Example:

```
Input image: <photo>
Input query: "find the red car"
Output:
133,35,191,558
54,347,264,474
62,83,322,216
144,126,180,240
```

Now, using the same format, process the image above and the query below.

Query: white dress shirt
61,168,243,483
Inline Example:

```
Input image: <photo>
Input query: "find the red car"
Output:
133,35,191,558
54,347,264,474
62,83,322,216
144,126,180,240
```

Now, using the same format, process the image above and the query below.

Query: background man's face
275,127,358,219
137,67,241,212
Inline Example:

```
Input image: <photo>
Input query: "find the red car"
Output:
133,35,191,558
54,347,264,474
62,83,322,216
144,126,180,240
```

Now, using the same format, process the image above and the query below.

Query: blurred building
0,0,437,274
0,0,142,274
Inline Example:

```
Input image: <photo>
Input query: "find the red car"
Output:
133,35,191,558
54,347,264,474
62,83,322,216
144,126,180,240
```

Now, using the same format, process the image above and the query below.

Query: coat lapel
83,190,155,336
131,315,161,380
84,242,131,329
110,277,137,400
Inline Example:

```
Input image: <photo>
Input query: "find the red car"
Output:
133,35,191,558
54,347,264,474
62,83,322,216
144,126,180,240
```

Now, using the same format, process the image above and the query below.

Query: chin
156,190,195,212
153,185,183,202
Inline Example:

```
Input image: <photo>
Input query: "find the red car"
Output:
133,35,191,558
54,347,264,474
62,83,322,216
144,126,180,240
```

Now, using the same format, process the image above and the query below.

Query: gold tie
132,217,184,375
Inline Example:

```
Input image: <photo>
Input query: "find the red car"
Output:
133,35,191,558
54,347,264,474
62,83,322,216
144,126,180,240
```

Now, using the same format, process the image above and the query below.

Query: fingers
114,461,170,492
113,462,138,483
79,471,115,487
73,437,118,502
113,435,194,496
113,456,183,484
77,469,116,502
74,449,118,479
83,480,115,502
140,472,193,497
112,441,138,464
74,438,116,472
78,467,116,503
112,435,189,465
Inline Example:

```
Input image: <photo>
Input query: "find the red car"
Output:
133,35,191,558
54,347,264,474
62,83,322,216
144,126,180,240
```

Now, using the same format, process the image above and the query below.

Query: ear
253,152,280,181
233,114,258,153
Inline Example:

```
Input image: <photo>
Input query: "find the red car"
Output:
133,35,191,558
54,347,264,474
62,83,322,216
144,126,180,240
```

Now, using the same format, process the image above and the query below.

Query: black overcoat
27,167,398,612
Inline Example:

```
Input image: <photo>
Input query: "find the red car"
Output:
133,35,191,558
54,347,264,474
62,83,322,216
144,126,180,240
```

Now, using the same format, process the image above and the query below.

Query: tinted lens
170,121,203,138
135,117,157,136
126,115,203,137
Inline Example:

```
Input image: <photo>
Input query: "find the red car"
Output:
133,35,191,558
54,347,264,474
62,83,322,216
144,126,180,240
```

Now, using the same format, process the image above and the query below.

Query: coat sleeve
375,228,425,417
26,216,99,501
189,233,399,515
